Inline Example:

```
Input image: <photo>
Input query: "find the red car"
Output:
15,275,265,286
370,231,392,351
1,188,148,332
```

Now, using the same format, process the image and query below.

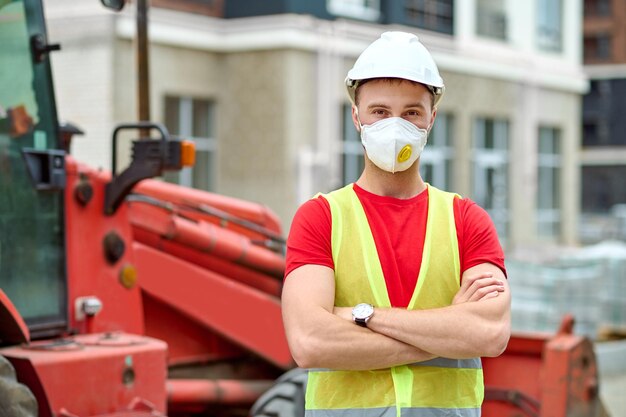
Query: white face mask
358,116,428,173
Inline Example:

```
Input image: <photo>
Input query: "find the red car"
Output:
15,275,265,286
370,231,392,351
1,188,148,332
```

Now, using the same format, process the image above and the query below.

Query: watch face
353,303,374,319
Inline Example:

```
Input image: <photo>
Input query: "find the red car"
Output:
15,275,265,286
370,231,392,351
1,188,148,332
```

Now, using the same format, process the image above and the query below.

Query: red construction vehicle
0,1,611,416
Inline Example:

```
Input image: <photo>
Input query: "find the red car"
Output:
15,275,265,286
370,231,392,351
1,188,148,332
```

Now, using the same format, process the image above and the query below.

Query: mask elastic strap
354,107,365,131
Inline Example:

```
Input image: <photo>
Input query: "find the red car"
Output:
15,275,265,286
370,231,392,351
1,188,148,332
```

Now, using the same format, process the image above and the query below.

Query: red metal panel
64,159,144,334
134,243,294,370
0,289,30,344
483,334,546,417
166,378,274,413
142,292,245,366
129,202,285,278
542,334,603,417
1,333,167,416
133,227,282,297
482,318,607,417
134,179,283,236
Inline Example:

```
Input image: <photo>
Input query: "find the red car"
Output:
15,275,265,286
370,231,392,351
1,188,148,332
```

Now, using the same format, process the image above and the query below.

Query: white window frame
165,96,217,191
341,104,363,184
327,0,381,21
536,0,562,52
537,126,562,238
403,0,455,34
420,112,455,190
475,0,508,40
473,118,509,239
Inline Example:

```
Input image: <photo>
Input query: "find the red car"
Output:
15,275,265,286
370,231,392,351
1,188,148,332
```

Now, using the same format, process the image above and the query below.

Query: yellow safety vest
305,184,484,417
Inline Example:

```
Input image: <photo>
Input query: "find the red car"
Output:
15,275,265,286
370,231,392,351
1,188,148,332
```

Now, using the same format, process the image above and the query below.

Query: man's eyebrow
366,102,427,110
366,103,392,110
405,102,427,110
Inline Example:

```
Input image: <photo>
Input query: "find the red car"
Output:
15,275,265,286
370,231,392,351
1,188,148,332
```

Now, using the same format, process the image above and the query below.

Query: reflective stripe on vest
305,184,484,417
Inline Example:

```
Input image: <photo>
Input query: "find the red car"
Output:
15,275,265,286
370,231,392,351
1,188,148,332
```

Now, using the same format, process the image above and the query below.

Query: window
420,113,455,190
0,0,67,334
327,0,381,21
537,127,562,238
582,166,626,213
582,80,612,146
404,0,454,35
341,104,364,184
472,118,509,239
583,120,600,146
536,0,562,51
164,96,216,191
584,34,612,61
476,0,507,40
584,0,611,16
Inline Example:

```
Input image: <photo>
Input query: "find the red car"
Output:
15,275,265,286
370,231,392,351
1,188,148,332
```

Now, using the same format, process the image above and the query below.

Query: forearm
286,306,435,370
368,300,510,359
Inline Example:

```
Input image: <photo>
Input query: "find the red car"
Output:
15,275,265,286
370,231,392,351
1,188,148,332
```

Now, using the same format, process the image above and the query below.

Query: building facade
581,0,626,242
45,0,586,249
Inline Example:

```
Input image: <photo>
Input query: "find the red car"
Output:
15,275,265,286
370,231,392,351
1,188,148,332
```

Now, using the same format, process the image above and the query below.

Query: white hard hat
346,31,445,106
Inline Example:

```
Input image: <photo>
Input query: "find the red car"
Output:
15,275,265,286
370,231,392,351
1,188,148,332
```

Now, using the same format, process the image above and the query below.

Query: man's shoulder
293,193,331,222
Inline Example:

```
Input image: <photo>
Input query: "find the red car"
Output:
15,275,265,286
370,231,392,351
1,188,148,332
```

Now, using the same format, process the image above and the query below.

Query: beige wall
437,72,581,249
112,42,317,232
218,49,316,229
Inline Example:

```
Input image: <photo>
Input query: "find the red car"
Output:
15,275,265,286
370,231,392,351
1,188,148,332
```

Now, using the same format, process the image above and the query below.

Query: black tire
250,368,308,417
0,356,37,417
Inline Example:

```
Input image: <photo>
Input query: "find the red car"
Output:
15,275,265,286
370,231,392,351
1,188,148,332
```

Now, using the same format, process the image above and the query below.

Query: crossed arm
281,263,511,370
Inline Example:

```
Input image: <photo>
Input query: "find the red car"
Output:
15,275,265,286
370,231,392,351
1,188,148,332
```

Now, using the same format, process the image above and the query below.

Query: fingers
470,283,505,302
454,273,505,304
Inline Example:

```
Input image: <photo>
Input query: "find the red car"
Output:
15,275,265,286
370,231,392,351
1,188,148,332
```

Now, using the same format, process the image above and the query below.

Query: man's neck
356,164,426,199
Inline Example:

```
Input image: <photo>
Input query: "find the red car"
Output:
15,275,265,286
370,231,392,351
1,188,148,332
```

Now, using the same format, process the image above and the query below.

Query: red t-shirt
285,184,506,308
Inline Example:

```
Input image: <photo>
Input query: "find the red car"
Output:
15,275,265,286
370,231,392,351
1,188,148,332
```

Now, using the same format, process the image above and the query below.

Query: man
282,31,511,417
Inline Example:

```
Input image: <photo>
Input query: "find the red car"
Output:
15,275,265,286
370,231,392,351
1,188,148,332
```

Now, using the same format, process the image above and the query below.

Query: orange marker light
180,140,196,167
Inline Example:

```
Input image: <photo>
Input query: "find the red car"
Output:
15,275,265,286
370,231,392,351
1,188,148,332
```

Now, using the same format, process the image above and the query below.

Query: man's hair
354,78,435,109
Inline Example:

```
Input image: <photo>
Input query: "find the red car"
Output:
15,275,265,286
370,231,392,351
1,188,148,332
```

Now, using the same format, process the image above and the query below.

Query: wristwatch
352,303,374,327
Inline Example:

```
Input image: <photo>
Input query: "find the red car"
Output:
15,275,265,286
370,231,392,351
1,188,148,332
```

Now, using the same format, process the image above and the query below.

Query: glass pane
192,99,211,138
445,159,453,191
538,166,552,209
403,0,454,35
472,117,509,239
343,104,359,143
164,96,180,135
582,165,626,213
421,163,434,184
343,153,364,184
552,166,561,209
0,0,66,328
192,149,213,191
536,0,562,51
163,170,180,184
484,120,494,149
476,0,507,40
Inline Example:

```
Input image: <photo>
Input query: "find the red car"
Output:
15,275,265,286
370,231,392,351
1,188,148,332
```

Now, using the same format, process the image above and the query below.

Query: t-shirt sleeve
284,196,334,279
454,197,507,277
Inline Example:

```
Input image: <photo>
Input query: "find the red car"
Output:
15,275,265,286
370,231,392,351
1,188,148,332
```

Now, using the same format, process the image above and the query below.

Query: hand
453,272,505,305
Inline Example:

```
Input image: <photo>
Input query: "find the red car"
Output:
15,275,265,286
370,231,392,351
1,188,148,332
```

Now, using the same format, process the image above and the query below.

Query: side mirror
100,0,125,11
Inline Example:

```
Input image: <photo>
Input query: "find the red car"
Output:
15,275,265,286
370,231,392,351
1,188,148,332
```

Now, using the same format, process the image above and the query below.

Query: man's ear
351,105,361,132
428,107,438,131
